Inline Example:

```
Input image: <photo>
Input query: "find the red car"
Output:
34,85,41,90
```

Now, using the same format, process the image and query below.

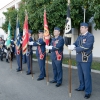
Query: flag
44,9,50,45
15,17,21,50
6,21,11,48
22,12,29,54
64,4,72,46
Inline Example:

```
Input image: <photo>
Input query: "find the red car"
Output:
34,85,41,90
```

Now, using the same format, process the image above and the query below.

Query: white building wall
92,24,100,57
0,0,21,40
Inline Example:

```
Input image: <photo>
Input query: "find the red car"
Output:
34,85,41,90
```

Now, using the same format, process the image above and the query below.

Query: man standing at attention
68,22,94,99
46,27,64,87
28,30,46,80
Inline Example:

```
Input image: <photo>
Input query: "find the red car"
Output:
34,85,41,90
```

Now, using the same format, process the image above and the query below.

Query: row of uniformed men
15,23,94,99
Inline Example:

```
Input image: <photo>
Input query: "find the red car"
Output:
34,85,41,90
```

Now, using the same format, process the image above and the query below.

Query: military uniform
0,39,4,61
26,34,33,75
29,30,46,80
47,27,64,87
15,35,22,72
10,39,15,61
22,54,26,64
70,23,94,99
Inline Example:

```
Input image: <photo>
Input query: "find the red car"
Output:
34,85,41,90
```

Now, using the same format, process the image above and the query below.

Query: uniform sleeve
75,35,94,53
52,38,64,51
33,39,45,46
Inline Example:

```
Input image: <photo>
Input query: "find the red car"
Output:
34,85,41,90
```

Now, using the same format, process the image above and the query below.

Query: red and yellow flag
22,13,29,54
44,9,50,45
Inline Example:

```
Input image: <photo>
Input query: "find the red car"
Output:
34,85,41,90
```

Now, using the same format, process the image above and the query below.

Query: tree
2,8,17,36
89,0,100,30
2,0,94,36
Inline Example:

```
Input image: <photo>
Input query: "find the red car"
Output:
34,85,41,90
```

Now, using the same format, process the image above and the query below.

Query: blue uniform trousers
16,54,21,70
26,54,31,73
22,54,26,63
77,62,92,94
52,59,63,84
38,57,46,78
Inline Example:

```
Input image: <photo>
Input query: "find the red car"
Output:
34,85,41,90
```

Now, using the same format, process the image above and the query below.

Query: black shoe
6,59,9,63
84,94,91,99
1,59,3,61
26,72,31,75
75,88,84,91
16,69,21,72
37,77,44,81
50,80,57,83
56,83,61,87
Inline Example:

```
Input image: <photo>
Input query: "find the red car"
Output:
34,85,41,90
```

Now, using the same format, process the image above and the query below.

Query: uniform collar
81,31,88,36
55,36,60,40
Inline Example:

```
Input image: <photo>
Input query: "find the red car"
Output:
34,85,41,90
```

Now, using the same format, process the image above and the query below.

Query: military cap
80,22,88,27
54,27,60,31
38,30,44,33
28,30,33,34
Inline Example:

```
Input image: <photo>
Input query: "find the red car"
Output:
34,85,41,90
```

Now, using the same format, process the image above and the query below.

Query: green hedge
33,54,100,71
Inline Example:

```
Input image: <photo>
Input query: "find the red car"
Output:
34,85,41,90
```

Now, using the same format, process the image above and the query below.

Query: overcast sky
0,0,13,9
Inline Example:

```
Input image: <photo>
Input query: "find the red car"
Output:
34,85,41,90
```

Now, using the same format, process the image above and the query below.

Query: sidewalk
0,59,100,100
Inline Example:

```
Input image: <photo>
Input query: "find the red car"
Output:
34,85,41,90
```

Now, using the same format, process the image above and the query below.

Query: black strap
87,51,92,56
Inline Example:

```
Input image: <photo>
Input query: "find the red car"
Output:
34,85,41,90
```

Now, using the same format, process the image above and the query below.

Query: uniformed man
28,30,46,80
15,34,22,72
26,30,33,75
22,54,27,64
68,22,94,99
0,37,4,61
46,27,64,87
10,38,15,61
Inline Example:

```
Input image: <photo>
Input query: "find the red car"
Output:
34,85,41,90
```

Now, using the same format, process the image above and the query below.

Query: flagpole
68,0,72,97
10,46,12,69
20,44,22,73
84,8,86,22
44,6,50,85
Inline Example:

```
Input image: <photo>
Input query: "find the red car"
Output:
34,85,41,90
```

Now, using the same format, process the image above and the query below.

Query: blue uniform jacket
33,38,46,57
50,36,64,60
74,32,94,62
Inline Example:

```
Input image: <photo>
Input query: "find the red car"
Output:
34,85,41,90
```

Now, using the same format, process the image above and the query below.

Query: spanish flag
44,9,50,45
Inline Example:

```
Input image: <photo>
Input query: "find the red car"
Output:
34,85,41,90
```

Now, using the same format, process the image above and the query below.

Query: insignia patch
83,39,86,43
55,40,59,44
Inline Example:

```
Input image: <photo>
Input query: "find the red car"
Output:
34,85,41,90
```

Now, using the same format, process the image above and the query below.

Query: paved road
0,59,100,100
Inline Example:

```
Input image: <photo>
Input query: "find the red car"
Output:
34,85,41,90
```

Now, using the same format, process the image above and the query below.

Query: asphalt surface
0,58,100,100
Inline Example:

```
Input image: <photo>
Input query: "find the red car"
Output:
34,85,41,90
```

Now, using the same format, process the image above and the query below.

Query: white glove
68,45,76,50
48,46,53,50
45,45,49,49
28,41,34,45
68,45,71,50
12,45,14,47
71,45,76,50
20,41,22,44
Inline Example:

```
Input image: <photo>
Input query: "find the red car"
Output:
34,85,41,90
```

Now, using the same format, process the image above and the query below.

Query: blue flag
15,17,21,50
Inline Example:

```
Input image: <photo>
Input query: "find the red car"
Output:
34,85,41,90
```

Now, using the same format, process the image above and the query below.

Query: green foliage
89,0,100,30
2,8,17,36
71,0,93,28
2,0,99,36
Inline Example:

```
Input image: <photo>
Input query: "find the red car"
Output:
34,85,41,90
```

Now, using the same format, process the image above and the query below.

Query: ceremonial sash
16,47,20,55
38,46,45,60
53,41,62,61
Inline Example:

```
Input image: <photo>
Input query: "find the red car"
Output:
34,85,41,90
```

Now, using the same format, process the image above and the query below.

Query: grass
33,54,100,71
